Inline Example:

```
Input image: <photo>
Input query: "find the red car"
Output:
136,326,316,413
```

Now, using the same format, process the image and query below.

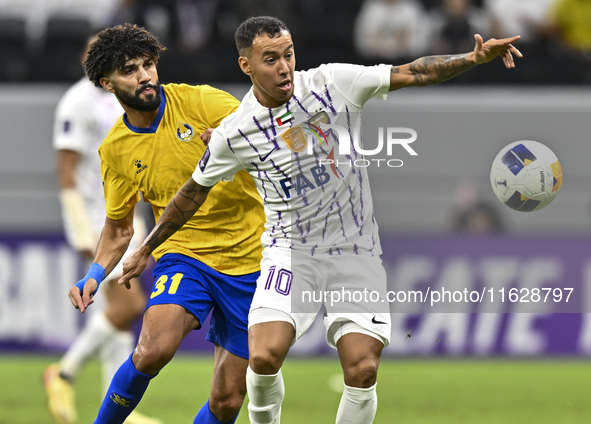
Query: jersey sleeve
53,95,94,153
321,63,391,107
100,154,140,220
192,128,243,187
199,85,240,128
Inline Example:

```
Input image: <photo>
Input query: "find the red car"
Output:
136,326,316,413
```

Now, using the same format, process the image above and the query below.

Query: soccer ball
490,140,563,212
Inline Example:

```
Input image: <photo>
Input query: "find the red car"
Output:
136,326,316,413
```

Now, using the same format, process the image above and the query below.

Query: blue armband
74,263,106,296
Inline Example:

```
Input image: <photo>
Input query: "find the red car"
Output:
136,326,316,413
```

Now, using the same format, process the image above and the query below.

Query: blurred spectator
52,0,120,28
485,0,555,42
450,181,504,236
354,0,429,61
546,0,591,84
420,0,484,10
483,0,567,84
429,0,488,55
214,0,303,47
291,0,363,70
550,0,591,55
452,201,504,235
112,0,217,52
0,0,53,42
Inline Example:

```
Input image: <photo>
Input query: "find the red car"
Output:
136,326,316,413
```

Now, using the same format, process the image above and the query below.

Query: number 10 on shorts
151,273,184,299
264,266,292,296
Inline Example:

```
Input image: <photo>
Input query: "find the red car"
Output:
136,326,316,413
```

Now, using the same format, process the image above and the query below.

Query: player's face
240,31,295,108
102,56,161,112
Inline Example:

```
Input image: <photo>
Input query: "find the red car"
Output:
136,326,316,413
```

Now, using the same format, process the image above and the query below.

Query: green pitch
1,354,591,424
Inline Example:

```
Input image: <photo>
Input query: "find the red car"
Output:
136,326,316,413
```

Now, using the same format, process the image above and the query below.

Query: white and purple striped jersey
193,63,391,257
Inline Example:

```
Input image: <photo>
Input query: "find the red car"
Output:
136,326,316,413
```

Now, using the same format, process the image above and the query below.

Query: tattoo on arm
407,54,475,86
145,180,212,251
145,221,183,252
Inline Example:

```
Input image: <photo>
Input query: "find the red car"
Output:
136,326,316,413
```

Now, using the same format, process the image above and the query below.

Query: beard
115,82,162,112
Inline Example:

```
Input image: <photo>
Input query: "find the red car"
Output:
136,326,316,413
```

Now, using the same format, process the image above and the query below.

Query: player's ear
238,56,252,76
100,77,114,93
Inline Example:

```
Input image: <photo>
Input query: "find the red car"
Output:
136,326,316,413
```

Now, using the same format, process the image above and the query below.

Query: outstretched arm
118,178,213,286
389,34,522,91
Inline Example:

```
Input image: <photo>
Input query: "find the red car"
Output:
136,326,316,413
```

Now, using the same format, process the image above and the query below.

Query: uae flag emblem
275,111,293,127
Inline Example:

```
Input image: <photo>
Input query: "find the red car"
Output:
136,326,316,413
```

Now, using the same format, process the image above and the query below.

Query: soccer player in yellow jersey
67,24,265,424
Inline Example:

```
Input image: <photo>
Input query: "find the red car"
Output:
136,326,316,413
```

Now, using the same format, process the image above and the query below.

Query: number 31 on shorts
151,273,184,299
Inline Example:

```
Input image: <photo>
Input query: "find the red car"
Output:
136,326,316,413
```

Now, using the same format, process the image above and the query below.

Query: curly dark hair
84,24,166,87
235,16,290,56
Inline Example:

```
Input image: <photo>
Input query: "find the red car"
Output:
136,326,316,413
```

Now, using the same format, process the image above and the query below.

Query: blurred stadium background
2,0,591,422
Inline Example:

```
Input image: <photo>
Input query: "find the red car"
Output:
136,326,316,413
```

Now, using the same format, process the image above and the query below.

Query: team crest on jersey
176,122,194,141
281,126,307,153
280,111,331,153
309,111,329,126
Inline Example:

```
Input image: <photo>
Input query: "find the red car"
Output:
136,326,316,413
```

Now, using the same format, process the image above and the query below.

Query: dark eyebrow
262,44,294,57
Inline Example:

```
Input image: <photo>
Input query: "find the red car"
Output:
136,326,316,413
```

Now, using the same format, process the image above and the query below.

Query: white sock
59,310,118,379
99,330,135,394
335,383,378,424
246,366,284,424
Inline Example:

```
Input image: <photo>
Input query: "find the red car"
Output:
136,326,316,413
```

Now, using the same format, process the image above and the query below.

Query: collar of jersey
122,85,166,133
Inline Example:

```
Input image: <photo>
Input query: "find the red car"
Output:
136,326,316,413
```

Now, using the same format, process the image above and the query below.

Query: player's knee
132,342,175,375
249,347,284,375
208,390,245,422
342,357,379,388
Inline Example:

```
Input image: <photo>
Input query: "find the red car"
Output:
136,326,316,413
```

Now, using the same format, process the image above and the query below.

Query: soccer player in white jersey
120,16,522,424
45,36,159,424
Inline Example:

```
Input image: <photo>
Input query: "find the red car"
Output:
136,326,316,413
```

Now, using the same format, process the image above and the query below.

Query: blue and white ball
490,140,562,212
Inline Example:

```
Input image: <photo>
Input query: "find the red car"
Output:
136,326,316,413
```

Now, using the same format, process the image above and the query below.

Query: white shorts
249,248,391,349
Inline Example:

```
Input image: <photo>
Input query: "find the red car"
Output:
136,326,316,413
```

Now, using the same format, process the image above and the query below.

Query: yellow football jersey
99,84,264,275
